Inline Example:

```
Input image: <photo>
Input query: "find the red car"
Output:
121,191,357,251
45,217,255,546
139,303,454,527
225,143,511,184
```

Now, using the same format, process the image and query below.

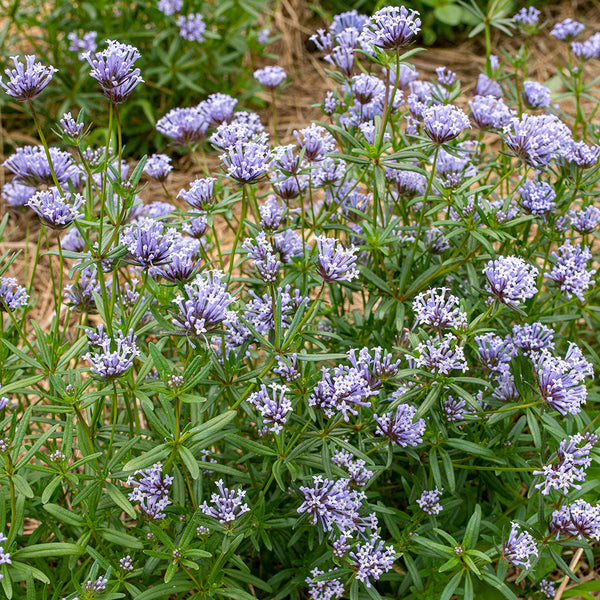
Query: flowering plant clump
1,4,600,600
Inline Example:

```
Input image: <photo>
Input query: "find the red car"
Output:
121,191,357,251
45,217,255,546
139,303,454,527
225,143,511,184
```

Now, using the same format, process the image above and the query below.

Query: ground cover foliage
0,3,600,600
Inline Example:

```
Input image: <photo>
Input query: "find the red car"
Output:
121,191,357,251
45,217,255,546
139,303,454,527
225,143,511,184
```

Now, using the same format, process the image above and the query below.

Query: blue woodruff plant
0,3,599,599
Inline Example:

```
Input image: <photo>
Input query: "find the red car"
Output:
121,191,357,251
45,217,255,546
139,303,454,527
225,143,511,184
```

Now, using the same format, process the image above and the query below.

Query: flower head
535,343,593,415
534,433,596,495
0,55,56,101
248,383,291,434
220,139,272,185
359,6,421,51
523,81,551,109
1,181,36,207
68,31,98,59
178,177,216,210
469,95,514,130
177,13,206,42
158,0,183,15
198,93,238,127
414,333,468,374
545,241,595,301
254,65,287,89
0,277,29,311
294,124,336,163
144,153,172,181
84,327,139,380
27,187,84,229
518,180,556,218
156,107,208,145
315,236,359,283
422,104,470,144
127,463,173,520
503,522,538,569
551,18,585,41
171,270,236,340
417,488,443,515
200,479,250,524
84,40,143,103
3,145,80,187
242,232,281,283
121,217,179,268
512,6,540,33
412,287,467,330
483,255,538,307
570,205,600,233
297,475,366,534
306,568,344,600
373,404,425,447
349,534,396,588
503,114,572,168
550,499,600,540
511,322,554,356
59,112,84,138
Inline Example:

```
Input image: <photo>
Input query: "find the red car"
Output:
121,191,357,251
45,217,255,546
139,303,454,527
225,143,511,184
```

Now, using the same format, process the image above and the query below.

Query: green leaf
188,410,236,444
440,570,463,600
463,505,481,548
123,444,170,472
99,527,144,549
179,445,200,479
224,433,277,456
15,543,83,559
12,474,34,498
445,438,499,461
106,483,137,518
435,4,463,26
412,536,455,557
43,503,85,527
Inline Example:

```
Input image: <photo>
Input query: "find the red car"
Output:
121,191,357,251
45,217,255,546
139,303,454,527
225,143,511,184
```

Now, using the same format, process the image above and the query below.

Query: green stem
227,186,248,282
27,100,64,195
